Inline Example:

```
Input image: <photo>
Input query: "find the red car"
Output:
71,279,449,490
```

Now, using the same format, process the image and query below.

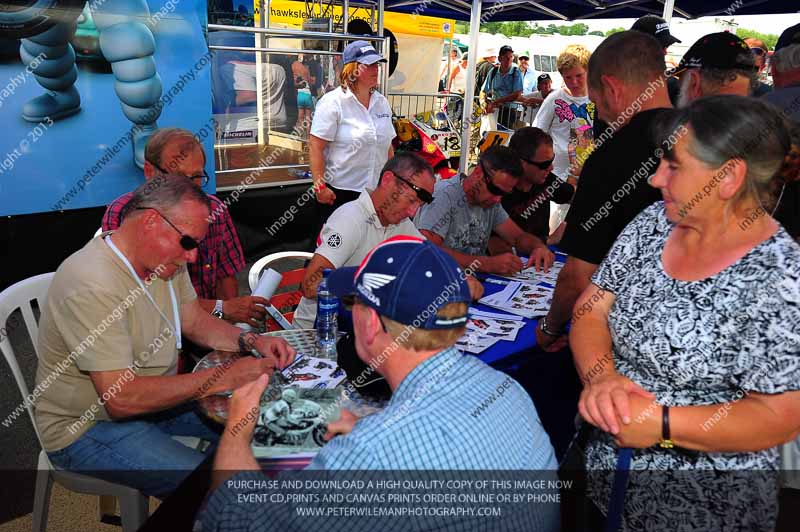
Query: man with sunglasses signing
37,178,296,499
294,153,483,329
489,127,575,255
102,128,267,329
415,146,555,276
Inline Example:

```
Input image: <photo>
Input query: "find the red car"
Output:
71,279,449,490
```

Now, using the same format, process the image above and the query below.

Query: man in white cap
474,46,498,98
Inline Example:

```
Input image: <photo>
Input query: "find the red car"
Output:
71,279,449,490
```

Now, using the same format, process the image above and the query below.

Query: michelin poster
0,0,214,216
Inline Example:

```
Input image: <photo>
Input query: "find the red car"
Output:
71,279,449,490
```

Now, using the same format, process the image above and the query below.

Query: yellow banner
255,0,455,39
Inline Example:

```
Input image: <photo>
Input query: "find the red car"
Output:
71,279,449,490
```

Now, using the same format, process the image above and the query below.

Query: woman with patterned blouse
570,96,800,531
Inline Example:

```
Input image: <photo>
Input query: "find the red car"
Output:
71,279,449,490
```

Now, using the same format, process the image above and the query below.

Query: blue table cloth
470,254,579,459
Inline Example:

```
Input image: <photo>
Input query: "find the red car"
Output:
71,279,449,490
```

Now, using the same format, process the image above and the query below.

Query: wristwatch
212,299,224,319
659,405,674,449
538,315,563,337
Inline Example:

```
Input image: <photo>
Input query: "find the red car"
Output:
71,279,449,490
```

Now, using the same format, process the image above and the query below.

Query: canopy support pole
458,0,483,176
662,0,675,22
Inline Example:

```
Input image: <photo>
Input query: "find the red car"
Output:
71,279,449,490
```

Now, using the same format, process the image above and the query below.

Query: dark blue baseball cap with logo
327,236,470,329
342,40,388,66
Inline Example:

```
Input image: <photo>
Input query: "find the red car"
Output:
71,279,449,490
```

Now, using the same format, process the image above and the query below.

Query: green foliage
588,30,605,37
454,21,469,34
735,28,778,51
605,27,626,36
455,21,593,38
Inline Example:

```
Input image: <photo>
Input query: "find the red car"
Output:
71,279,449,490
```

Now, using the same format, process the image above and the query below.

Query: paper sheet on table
281,354,346,389
479,281,554,318
469,307,524,321
493,261,564,285
467,318,524,342
456,331,500,354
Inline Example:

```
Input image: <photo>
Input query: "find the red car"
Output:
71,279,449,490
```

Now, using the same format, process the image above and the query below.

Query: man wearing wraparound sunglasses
489,127,575,255
415,146,555,276
103,128,269,330
293,153,484,329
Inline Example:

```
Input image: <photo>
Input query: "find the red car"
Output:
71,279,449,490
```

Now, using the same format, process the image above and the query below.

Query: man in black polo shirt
489,127,574,254
536,31,672,350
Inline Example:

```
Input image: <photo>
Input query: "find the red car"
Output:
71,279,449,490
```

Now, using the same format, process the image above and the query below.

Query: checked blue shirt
200,348,559,532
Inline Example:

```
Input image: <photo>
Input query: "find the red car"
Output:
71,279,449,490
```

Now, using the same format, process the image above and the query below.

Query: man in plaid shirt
102,128,268,326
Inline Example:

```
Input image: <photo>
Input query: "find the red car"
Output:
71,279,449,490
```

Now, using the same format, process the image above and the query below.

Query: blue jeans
47,404,221,499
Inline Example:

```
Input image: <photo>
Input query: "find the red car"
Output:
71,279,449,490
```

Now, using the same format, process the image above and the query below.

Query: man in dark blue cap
201,236,559,531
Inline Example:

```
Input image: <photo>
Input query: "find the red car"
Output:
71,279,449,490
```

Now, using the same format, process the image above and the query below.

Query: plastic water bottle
316,269,338,358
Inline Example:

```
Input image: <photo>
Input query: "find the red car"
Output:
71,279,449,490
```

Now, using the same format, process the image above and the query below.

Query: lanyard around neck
105,236,182,349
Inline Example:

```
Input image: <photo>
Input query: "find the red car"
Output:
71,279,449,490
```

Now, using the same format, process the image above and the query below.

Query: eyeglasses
135,207,199,251
522,157,554,170
479,161,508,197
750,47,766,56
149,160,210,187
393,172,433,204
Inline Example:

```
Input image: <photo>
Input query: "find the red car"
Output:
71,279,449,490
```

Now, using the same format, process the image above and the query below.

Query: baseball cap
482,46,498,58
670,32,756,77
342,40,387,66
327,236,470,330
537,73,551,83
499,45,513,56
631,14,681,48
776,23,800,52
518,55,529,61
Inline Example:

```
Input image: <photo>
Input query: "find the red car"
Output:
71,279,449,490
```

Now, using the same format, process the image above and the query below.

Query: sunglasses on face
479,161,508,197
135,207,199,251
150,160,210,187
523,157,554,170
393,172,433,204
750,47,766,56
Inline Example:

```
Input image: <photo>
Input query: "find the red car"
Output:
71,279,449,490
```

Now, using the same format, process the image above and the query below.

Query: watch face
213,310,224,318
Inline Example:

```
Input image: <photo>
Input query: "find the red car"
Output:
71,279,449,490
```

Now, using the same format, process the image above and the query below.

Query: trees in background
454,21,595,38
735,28,778,50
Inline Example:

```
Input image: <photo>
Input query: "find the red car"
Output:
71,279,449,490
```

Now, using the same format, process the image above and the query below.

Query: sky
564,14,800,39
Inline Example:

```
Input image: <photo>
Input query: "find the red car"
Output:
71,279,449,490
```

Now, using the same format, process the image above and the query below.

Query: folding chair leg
119,491,149,532
32,465,53,532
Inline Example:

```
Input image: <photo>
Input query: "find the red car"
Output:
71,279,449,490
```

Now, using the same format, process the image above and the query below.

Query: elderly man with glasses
102,127,266,329
36,177,295,499
415,146,554,276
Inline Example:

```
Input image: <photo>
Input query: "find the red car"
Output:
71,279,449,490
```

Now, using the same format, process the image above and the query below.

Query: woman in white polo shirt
309,40,396,239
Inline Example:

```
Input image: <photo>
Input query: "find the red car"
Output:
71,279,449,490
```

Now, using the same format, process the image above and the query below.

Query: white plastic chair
248,251,313,331
0,273,149,532
248,251,313,292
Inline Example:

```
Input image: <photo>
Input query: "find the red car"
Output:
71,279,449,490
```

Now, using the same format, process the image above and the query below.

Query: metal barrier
387,92,463,129
387,92,464,161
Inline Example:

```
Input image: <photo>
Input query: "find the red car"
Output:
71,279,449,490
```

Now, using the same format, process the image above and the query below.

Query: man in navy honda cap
202,236,559,532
